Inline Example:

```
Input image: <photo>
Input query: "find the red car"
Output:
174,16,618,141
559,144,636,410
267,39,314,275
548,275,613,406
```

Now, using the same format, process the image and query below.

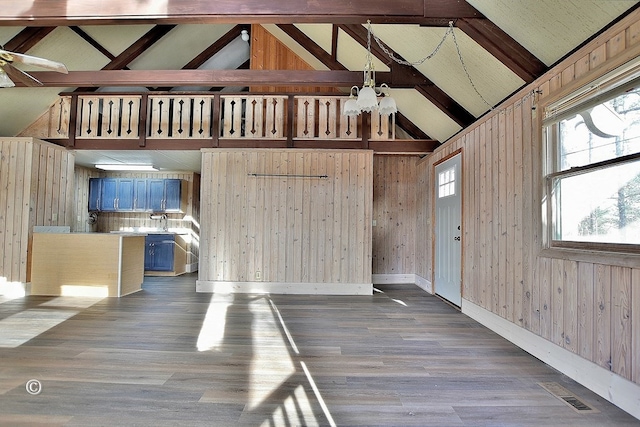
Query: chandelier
343,21,397,117
343,20,494,118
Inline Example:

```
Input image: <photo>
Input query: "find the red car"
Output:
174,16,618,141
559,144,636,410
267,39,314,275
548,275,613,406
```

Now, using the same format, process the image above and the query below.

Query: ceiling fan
0,47,68,88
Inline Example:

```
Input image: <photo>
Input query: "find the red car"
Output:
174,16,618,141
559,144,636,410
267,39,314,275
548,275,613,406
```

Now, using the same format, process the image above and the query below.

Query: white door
434,154,462,306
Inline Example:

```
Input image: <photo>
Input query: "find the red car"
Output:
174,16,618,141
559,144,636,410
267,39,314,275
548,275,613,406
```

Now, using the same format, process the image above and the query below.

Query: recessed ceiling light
95,164,158,171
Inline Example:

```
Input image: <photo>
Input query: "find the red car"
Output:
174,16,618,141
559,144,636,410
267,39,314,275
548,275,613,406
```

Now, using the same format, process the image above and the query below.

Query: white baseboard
414,274,433,294
372,274,414,284
186,263,199,273
196,280,373,295
463,299,640,420
372,274,433,294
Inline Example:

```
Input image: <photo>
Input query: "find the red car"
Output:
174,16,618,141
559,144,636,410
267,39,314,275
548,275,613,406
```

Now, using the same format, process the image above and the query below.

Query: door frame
431,149,464,306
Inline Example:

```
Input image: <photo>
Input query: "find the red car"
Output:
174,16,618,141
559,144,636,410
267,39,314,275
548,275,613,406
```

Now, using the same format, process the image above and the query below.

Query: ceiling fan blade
0,49,68,74
1,63,43,86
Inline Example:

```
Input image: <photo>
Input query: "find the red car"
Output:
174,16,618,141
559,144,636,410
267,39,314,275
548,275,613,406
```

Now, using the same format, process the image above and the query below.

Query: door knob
454,236,461,241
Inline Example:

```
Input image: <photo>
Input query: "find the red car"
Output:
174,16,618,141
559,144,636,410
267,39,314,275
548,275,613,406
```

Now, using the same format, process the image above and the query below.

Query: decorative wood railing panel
148,95,214,139
77,95,141,138
295,96,359,140
36,92,441,153
220,95,287,139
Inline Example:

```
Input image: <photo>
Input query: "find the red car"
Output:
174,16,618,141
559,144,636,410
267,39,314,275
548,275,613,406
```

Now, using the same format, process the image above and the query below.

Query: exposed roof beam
277,24,347,71
457,18,547,82
21,69,378,87
0,0,482,26
338,23,475,127
102,25,175,70
4,26,55,52
183,25,245,70
414,84,474,127
396,113,432,140
70,26,117,60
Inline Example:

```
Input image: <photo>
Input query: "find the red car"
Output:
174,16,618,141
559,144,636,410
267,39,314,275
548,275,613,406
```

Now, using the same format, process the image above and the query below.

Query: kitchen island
30,232,145,297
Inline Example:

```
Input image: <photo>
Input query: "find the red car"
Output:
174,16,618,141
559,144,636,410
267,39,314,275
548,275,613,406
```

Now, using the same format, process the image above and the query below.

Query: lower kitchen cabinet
144,233,188,276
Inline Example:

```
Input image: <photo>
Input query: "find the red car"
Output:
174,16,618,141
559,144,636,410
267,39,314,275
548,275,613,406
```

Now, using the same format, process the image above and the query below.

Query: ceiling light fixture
344,20,494,118
241,29,250,42
0,69,14,88
343,20,397,117
95,164,158,171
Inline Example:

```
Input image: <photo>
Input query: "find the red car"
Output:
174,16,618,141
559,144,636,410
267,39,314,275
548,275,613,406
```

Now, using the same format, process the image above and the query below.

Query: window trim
542,63,640,255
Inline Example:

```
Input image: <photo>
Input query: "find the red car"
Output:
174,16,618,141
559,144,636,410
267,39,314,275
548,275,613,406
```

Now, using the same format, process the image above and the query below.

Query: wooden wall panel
198,149,372,286
415,157,430,282
0,138,74,286
372,155,419,275
421,8,640,387
250,24,339,94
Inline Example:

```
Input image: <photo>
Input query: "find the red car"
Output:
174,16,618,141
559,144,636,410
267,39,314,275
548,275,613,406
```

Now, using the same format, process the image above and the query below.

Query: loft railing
46,92,397,145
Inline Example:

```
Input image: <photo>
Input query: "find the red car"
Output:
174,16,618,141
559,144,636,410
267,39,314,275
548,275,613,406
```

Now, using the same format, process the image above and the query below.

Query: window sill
539,246,640,268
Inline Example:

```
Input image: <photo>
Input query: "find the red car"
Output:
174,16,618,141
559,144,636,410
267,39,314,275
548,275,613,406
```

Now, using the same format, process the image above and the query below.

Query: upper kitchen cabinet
148,179,182,213
89,178,182,213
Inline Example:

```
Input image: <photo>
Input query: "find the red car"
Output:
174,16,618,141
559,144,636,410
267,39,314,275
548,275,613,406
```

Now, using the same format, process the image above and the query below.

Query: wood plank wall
372,155,419,275
92,171,200,268
199,149,373,285
424,9,640,387
0,138,74,285
250,24,340,94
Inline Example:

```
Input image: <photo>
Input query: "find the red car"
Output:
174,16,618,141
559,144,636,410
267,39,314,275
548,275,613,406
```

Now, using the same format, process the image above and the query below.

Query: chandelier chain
367,21,494,110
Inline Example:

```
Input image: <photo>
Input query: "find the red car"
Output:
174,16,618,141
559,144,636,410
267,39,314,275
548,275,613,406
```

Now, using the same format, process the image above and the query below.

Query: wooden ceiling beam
3,26,56,52
183,25,245,70
415,84,474,128
0,0,483,26
21,69,377,87
277,24,347,71
102,25,176,70
457,18,547,82
70,26,117,60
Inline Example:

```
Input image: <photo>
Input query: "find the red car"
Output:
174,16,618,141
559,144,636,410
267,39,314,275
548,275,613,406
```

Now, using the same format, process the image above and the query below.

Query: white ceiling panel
79,25,155,57
73,150,202,172
129,24,235,70
467,0,639,66
390,89,462,142
370,24,524,117
294,23,333,55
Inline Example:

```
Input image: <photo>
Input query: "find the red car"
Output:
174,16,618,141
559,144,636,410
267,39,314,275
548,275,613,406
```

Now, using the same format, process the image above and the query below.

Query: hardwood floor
0,274,637,426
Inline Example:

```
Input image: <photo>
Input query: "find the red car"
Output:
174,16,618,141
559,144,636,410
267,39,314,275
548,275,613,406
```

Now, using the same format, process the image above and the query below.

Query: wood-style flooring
0,274,637,426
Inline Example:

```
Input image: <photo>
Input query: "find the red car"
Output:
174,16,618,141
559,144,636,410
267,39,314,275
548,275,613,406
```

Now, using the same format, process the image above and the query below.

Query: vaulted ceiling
0,0,638,171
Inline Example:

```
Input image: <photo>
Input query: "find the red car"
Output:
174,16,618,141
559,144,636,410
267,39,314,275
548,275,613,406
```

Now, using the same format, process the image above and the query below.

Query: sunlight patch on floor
248,297,297,410
0,296,103,348
196,293,234,352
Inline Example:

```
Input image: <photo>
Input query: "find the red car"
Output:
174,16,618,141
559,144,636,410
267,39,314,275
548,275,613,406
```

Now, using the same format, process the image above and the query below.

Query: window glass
438,167,456,198
552,159,640,244
557,87,640,171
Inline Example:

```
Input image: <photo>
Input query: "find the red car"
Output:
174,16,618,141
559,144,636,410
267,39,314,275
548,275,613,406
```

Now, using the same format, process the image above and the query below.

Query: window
438,167,456,198
543,64,640,252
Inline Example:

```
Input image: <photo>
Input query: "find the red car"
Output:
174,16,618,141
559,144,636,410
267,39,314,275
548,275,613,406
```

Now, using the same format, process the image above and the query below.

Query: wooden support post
211,93,220,147
138,93,148,147
287,95,295,148
67,94,78,148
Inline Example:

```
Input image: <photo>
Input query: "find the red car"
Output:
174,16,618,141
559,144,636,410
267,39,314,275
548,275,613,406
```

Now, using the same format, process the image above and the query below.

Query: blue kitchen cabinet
89,177,181,212
148,179,181,212
98,178,134,211
144,234,174,271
